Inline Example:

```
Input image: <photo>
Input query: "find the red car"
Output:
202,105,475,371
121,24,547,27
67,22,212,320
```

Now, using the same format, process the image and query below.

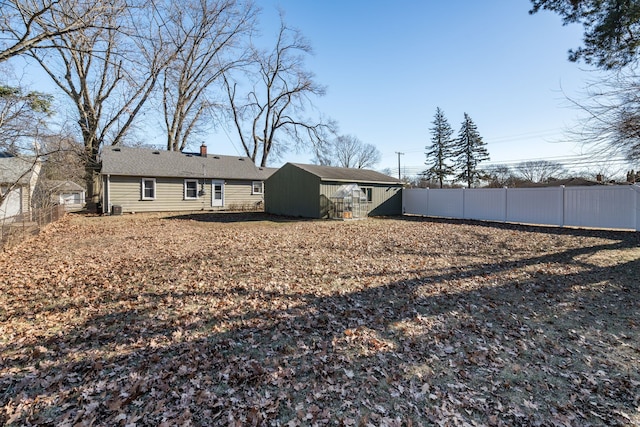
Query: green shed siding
319,182,342,218
107,176,263,213
368,185,402,216
265,163,403,218
264,163,320,218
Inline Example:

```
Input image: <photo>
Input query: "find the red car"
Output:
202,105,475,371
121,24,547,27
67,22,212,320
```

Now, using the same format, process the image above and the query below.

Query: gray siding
107,176,263,213
265,164,320,218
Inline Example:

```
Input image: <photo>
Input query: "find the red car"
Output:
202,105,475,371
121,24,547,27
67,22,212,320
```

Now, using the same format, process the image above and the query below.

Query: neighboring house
519,177,604,188
0,153,41,222
100,145,273,214
41,180,86,211
265,163,403,219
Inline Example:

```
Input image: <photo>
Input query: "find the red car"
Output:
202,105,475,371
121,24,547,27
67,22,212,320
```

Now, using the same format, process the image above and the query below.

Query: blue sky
8,1,625,177
240,0,623,176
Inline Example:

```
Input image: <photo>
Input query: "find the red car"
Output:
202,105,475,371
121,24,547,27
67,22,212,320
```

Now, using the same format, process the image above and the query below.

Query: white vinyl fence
403,185,640,231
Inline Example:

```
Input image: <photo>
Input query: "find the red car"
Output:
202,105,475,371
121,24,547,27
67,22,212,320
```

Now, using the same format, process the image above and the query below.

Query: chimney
200,143,207,157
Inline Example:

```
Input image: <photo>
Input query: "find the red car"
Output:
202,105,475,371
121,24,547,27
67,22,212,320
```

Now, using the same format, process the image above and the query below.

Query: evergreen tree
424,107,455,188
454,113,490,188
530,0,640,70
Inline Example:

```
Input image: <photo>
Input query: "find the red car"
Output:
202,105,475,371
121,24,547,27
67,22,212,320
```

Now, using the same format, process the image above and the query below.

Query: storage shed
265,163,403,219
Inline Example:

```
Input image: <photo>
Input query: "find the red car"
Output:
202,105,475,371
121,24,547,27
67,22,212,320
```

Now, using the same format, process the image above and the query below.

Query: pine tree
424,107,455,188
454,113,490,188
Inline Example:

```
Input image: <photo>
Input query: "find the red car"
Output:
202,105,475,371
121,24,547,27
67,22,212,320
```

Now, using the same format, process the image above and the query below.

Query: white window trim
252,181,264,195
362,187,373,202
141,178,156,200
184,179,199,200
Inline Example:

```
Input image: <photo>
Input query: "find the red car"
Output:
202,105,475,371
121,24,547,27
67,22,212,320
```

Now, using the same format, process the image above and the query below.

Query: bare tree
0,83,53,153
0,0,106,63
161,0,256,152
332,134,360,168
354,142,381,169
39,134,85,182
515,160,567,183
322,134,381,169
0,80,54,210
223,15,333,167
561,69,640,161
485,165,517,187
24,0,173,203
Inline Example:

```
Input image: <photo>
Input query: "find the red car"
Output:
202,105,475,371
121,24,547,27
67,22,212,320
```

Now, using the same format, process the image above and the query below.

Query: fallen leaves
0,212,639,425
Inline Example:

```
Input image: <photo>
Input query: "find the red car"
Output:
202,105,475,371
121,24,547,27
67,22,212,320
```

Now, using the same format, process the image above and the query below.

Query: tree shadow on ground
166,211,311,224
1,226,639,425
398,214,639,242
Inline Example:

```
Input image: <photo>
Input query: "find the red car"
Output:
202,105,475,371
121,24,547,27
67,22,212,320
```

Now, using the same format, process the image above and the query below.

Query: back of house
100,146,273,214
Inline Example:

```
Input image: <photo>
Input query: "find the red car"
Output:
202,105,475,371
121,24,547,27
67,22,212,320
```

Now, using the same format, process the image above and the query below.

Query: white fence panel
506,187,564,226
462,188,506,221
402,188,428,215
428,189,464,218
402,185,640,231
564,186,636,230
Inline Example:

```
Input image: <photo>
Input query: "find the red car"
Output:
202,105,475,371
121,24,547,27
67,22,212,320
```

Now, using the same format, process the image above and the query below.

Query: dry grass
1,212,639,426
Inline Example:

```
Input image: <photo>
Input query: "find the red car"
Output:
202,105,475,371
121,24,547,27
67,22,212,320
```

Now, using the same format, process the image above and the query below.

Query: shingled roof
101,146,272,180
0,153,39,184
290,163,402,184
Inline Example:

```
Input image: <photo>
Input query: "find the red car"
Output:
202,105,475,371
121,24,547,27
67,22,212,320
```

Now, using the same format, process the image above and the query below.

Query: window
252,181,263,195
141,178,156,200
184,179,198,199
62,193,82,204
362,187,373,202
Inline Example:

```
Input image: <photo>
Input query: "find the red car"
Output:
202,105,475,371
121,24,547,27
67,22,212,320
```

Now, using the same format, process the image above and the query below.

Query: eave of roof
290,162,402,185
100,146,266,181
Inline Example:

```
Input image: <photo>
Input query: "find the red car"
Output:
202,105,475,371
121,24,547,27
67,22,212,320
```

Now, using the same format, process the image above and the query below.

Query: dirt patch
1,213,638,426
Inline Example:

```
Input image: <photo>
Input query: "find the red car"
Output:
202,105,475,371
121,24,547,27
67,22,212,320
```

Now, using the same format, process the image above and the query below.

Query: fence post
462,187,466,219
425,187,430,217
634,184,640,232
504,186,508,223
560,185,565,228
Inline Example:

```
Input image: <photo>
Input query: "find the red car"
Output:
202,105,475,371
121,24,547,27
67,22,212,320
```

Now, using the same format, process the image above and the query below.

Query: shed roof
290,163,402,185
101,146,272,180
0,153,39,184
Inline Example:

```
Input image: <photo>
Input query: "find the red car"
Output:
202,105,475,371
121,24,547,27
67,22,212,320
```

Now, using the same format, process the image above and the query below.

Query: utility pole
395,152,404,180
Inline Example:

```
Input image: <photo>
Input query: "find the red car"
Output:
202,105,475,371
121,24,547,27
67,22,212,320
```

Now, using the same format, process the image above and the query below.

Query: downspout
105,174,111,215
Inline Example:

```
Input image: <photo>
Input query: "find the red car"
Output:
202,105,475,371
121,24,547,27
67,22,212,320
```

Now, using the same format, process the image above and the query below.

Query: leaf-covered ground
1,212,639,426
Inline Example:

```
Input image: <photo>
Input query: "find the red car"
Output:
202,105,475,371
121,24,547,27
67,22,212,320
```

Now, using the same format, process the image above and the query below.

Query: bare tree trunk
162,0,255,152
25,0,173,203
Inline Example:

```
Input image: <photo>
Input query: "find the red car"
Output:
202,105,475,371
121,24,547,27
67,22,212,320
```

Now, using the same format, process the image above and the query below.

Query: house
0,153,41,222
100,145,274,214
40,180,86,211
518,177,604,188
265,163,403,219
